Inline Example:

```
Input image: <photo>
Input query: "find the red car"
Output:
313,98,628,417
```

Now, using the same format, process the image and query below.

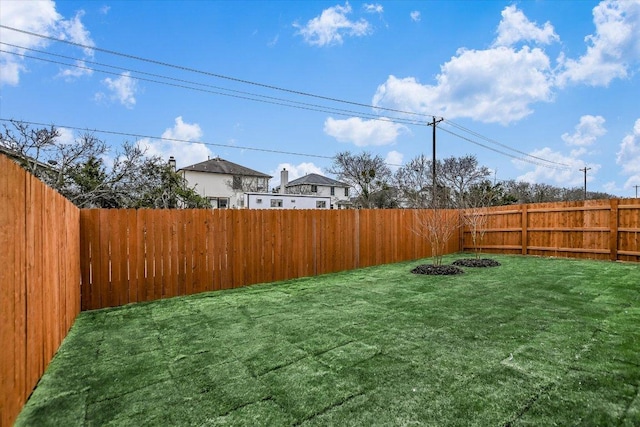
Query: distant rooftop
179,157,271,178
286,173,348,188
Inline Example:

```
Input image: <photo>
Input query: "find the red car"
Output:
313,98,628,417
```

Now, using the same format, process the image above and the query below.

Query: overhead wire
1,43,434,127
0,118,340,161
1,24,570,170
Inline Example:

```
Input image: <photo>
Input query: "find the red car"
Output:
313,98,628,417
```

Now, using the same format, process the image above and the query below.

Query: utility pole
427,116,444,207
579,166,591,200
634,185,639,198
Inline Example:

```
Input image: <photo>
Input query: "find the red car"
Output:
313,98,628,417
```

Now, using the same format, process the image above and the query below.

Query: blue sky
1,0,639,195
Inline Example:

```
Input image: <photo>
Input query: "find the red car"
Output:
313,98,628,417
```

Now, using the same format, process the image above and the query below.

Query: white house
244,192,331,209
277,169,352,209
178,157,271,209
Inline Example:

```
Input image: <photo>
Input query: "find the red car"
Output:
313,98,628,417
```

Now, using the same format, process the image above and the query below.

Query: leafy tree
466,180,517,207
326,151,391,208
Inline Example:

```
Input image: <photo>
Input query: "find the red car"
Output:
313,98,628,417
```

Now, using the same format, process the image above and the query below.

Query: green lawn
17,254,640,426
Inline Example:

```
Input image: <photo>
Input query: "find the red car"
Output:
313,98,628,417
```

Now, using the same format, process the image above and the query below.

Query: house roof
179,157,271,178
286,173,348,188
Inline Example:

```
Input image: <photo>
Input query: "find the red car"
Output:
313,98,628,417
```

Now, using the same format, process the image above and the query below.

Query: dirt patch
452,258,501,268
411,264,464,275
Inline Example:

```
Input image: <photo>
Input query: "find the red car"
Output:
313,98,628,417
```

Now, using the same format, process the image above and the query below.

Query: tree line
1,122,615,210
328,151,615,209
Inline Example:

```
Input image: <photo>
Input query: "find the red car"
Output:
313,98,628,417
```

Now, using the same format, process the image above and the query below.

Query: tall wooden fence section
462,199,640,261
79,209,460,310
0,155,81,427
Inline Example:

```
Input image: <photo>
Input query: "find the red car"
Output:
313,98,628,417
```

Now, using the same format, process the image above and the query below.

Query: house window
290,199,295,203
232,175,242,190
316,201,327,208
330,186,335,196
271,199,283,207
311,185,318,193
209,197,229,209
256,198,263,204
344,188,349,197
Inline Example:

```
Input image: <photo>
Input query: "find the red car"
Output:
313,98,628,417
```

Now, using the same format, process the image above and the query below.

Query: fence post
521,205,528,255
609,198,619,261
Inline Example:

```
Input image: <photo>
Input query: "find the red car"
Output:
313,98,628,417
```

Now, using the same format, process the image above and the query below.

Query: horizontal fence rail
1,155,81,427
80,209,460,310
462,199,640,262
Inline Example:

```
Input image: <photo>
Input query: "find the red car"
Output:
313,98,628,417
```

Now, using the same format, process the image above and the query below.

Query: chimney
168,156,176,172
280,168,288,194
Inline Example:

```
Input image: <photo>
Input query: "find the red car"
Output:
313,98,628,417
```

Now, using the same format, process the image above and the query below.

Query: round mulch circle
411,264,464,275
452,258,501,268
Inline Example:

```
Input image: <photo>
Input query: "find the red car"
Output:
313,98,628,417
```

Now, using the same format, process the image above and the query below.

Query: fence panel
462,199,640,262
79,208,455,310
1,155,81,427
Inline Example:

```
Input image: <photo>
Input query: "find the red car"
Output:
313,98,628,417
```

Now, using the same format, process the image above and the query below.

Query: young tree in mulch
411,208,463,275
463,206,489,260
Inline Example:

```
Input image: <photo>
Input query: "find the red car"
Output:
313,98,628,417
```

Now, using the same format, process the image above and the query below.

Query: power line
443,119,570,168
0,25,571,170
0,24,437,119
438,126,571,170
1,47,433,129
0,118,335,160
4,49,569,170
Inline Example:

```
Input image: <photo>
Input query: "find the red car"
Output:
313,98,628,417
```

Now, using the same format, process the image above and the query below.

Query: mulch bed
452,258,501,268
411,264,464,275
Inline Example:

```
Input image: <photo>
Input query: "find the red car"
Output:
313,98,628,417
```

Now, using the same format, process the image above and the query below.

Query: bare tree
1,120,107,191
326,151,391,208
1,121,209,208
438,155,490,208
412,208,460,266
393,154,433,208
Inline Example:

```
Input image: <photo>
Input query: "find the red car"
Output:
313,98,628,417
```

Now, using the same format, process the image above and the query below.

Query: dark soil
411,264,464,275
452,258,501,268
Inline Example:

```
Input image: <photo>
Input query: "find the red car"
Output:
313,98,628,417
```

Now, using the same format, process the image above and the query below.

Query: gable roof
286,173,348,188
179,157,271,178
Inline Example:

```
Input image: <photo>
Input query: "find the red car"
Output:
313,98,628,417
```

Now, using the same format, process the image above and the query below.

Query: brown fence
0,155,81,427
462,199,640,262
79,208,460,310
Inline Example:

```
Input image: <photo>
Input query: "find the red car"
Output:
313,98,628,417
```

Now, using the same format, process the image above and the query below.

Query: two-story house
178,157,271,208
277,169,352,209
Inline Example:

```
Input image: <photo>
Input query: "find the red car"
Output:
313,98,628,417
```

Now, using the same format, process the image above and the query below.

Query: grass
17,254,640,426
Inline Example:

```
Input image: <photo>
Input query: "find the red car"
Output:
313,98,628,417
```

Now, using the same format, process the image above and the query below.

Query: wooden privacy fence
1,155,81,427
79,209,460,310
462,199,640,262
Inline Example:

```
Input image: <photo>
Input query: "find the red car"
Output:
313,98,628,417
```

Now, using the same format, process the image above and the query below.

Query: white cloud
161,116,203,141
56,127,75,145
410,11,421,22
556,0,640,87
99,72,137,108
561,115,607,146
514,147,600,187
602,181,619,193
0,1,95,85
100,5,111,15
138,117,212,168
374,44,554,125
493,5,559,47
324,117,407,146
616,118,640,189
385,150,404,171
364,4,383,14
270,162,324,187
293,2,371,47
57,10,95,56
